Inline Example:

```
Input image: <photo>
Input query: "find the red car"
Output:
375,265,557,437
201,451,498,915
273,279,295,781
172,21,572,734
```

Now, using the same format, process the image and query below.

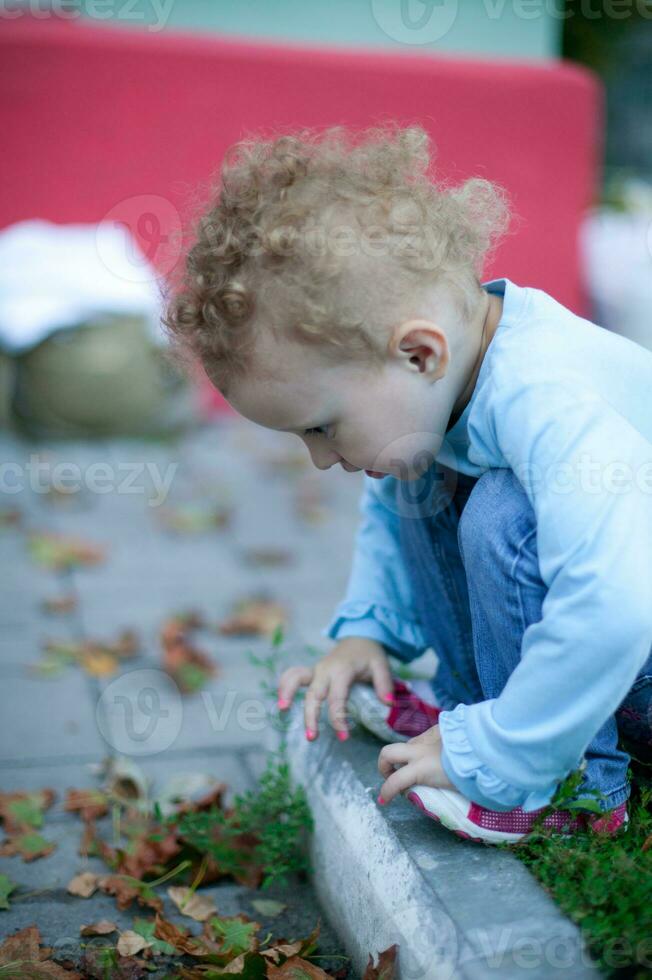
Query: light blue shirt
322,277,652,811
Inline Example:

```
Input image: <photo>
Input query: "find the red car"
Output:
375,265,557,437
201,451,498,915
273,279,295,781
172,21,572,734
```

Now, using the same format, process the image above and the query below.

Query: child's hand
276,636,396,741
377,725,457,804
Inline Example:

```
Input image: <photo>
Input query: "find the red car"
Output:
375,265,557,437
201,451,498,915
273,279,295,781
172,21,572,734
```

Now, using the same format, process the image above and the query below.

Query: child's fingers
304,676,330,739
377,760,419,806
377,741,412,780
326,671,355,739
369,658,397,706
276,665,314,709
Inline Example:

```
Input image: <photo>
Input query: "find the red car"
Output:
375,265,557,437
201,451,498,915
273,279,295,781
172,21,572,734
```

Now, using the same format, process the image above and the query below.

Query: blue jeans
397,465,652,811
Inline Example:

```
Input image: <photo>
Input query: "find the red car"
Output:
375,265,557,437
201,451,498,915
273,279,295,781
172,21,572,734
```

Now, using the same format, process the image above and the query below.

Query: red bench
0,15,602,414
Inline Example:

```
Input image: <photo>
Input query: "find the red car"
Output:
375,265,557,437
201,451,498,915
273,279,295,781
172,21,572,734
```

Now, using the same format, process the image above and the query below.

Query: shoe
347,677,441,743
405,785,629,845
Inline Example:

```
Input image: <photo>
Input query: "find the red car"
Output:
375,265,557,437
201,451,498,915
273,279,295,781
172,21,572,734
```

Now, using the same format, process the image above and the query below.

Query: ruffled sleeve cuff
439,703,557,813
320,600,426,663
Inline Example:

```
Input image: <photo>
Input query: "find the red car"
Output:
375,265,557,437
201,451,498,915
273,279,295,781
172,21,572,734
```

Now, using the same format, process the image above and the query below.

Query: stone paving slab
0,671,105,763
0,421,358,972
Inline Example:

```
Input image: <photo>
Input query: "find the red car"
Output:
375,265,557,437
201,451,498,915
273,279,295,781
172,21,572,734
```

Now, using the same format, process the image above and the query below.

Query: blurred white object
0,219,166,354
580,192,652,353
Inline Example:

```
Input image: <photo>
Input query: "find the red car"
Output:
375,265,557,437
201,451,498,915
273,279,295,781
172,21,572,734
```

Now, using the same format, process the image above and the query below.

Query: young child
164,123,652,845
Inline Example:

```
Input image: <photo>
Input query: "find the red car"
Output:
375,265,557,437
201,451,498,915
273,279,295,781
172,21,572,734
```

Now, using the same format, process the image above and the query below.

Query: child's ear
389,319,449,380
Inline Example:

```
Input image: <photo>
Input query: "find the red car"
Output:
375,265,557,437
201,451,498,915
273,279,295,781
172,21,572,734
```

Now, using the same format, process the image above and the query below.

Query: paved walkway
0,418,358,973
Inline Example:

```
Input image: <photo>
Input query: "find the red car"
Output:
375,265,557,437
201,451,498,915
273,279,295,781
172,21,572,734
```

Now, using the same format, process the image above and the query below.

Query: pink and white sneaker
347,677,441,743
405,785,629,845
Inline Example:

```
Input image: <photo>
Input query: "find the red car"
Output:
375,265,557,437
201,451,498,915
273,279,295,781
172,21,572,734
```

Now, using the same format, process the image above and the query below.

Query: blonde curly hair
162,122,512,398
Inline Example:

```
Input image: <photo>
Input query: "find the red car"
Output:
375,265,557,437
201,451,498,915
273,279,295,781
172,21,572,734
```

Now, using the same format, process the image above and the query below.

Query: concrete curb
285,709,600,980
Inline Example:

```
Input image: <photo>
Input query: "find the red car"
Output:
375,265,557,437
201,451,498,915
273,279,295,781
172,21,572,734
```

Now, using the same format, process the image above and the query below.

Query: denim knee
457,468,535,572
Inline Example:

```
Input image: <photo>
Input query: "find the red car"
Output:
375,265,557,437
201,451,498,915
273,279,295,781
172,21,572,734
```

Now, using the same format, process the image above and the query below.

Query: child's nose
308,445,340,471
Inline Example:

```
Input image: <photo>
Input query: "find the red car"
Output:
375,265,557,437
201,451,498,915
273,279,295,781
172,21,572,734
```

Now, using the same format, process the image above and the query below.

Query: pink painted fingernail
377,794,386,805
277,698,289,709
336,729,349,741
305,728,316,740
382,694,396,704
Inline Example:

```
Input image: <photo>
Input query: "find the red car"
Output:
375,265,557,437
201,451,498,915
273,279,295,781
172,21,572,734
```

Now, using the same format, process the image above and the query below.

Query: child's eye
304,425,333,439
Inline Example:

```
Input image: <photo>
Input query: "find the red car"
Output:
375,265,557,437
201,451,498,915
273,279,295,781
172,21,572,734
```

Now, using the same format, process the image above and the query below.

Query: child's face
225,319,458,482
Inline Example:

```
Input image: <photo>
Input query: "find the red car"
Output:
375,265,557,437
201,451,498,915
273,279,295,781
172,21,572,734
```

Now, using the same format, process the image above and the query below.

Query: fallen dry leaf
97,874,163,913
174,781,229,817
117,930,153,957
0,872,16,909
240,547,294,567
80,946,149,979
266,955,332,979
153,911,222,957
260,940,304,964
217,596,287,638
0,788,56,835
41,594,78,614
0,924,82,978
79,648,121,677
64,788,109,822
362,943,399,980
67,871,99,898
158,502,232,534
160,613,217,694
37,630,138,679
102,827,182,881
0,831,56,862
168,885,216,921
79,818,99,859
28,532,105,571
79,919,117,937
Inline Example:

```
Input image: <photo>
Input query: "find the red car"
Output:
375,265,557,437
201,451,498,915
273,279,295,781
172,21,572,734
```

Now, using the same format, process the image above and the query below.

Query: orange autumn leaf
153,912,222,957
362,943,399,980
64,788,109,822
0,789,56,835
39,630,138,679
41,594,78,614
0,832,56,862
97,874,163,913
160,614,217,694
28,532,105,571
218,597,287,637
266,955,333,980
0,924,82,978
79,920,117,937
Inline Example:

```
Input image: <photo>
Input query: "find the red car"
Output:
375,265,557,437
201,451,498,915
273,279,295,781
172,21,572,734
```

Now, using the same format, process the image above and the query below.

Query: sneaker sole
405,786,630,845
405,786,525,844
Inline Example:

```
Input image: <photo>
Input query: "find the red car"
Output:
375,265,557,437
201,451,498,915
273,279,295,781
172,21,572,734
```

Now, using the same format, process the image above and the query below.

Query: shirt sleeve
439,373,652,811
321,473,429,662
